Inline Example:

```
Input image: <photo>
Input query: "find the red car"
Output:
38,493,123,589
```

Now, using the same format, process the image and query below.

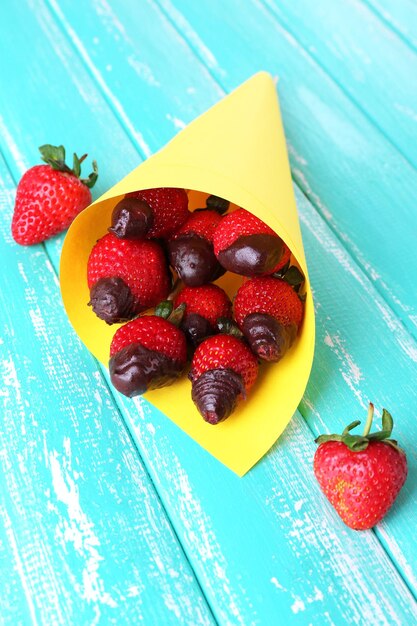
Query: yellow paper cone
60,72,315,476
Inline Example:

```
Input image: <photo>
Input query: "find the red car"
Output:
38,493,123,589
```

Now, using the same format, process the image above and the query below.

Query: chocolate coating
182,312,214,347
109,197,153,239
217,233,284,276
168,233,225,286
191,368,245,424
242,313,297,362
206,194,230,215
109,342,184,397
89,277,137,324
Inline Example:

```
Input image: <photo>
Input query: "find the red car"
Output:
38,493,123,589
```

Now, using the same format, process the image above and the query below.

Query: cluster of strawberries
11,145,408,531
87,187,305,424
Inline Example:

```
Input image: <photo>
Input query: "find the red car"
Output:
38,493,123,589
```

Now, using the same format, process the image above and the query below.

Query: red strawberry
174,284,232,345
189,334,258,424
87,232,170,324
112,187,189,240
234,276,304,361
168,209,225,286
12,144,97,245
109,314,187,397
213,208,285,276
314,403,407,530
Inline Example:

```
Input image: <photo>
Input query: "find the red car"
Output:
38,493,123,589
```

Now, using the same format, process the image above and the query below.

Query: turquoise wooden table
1,1,417,624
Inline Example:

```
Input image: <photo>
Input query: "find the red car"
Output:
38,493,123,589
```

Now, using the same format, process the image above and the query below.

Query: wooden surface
1,1,417,624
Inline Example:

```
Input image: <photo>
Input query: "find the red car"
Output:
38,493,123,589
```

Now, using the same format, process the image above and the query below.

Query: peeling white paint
127,55,161,87
291,597,305,613
48,442,117,608
166,113,186,129
0,508,39,626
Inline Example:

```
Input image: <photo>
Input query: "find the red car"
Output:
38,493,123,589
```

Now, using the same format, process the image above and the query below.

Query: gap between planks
38,0,417,600
152,0,417,345
5,0,416,616
260,0,417,172
0,146,220,626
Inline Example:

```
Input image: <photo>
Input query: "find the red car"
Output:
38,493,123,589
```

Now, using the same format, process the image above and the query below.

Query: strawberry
168,209,225,286
213,208,286,276
109,313,187,397
314,403,407,530
112,187,189,240
12,144,97,245
189,334,258,424
234,276,304,361
174,284,232,346
87,232,170,324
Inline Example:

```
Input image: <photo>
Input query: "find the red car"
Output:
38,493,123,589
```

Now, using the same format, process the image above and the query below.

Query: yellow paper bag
60,72,315,476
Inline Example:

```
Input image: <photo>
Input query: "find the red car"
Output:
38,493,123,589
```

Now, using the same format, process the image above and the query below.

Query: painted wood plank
143,0,417,586
0,28,216,626
0,167,216,626
153,0,417,343
262,0,417,169
17,0,416,619
365,0,417,52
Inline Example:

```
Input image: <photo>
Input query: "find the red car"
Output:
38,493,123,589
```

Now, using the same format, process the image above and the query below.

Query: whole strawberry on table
12,144,98,245
314,403,407,530
86,186,306,424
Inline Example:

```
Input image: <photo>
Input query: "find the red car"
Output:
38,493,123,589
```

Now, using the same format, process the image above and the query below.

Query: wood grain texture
0,12,216,626
1,0,417,624
30,0,412,619
365,0,417,51
263,0,417,169
0,152,215,625
156,0,417,343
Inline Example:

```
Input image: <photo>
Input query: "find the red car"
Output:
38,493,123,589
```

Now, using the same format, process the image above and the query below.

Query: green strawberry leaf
155,300,173,319
81,160,99,189
216,317,243,338
39,144,66,165
282,265,305,289
342,420,361,436
72,153,81,178
315,403,405,454
168,303,186,327
382,408,393,435
342,434,369,451
38,144,98,187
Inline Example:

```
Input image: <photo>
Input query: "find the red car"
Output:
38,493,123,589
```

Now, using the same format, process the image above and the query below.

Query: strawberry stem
362,402,374,437
315,404,403,453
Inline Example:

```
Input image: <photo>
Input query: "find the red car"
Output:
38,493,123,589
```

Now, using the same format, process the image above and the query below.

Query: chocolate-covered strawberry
189,334,258,424
174,284,232,346
213,208,285,276
168,209,225,286
110,187,189,240
110,313,187,397
234,276,304,362
87,232,170,324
